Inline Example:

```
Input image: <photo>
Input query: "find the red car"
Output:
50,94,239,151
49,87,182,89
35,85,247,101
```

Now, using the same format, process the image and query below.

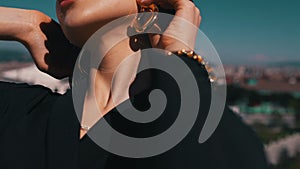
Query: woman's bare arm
0,7,35,42
0,7,79,79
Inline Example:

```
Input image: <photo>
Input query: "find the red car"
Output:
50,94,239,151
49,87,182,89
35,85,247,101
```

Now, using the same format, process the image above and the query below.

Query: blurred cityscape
224,65,300,169
0,61,299,168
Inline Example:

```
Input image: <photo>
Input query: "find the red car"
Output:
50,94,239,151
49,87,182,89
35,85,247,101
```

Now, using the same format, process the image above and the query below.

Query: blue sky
0,0,299,65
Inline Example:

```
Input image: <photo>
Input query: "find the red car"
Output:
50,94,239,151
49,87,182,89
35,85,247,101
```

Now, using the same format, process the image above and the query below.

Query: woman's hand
24,10,80,79
0,7,79,79
136,0,201,51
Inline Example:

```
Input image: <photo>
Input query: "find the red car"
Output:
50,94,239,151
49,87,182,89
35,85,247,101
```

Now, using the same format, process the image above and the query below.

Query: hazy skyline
0,0,299,65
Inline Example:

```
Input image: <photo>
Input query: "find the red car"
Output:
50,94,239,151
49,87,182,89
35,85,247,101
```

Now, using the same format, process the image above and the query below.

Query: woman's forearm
0,7,35,42
0,7,79,79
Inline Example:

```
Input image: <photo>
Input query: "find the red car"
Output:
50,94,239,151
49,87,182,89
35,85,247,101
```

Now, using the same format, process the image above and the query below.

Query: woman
0,0,268,168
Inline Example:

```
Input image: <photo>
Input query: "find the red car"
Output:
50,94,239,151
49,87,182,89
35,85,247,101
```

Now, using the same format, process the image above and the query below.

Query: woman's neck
79,13,151,139
94,38,141,113
80,36,144,139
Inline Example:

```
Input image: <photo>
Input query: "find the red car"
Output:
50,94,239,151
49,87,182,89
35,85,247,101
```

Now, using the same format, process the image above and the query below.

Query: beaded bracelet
168,49,216,83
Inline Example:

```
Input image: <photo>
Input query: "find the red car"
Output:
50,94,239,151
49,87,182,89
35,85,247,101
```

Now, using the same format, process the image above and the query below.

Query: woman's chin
68,36,85,48
61,24,92,47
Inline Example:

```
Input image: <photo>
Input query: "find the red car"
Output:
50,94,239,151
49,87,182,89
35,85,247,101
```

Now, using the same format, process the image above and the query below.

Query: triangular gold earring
133,3,159,33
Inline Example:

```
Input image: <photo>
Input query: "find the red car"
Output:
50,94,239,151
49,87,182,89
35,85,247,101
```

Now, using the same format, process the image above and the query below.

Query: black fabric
0,55,268,169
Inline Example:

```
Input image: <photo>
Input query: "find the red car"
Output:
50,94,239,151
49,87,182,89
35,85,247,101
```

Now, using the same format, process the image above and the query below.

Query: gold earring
133,3,159,33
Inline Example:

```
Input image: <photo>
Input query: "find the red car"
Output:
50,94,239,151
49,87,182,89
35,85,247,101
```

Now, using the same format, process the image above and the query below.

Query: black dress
0,55,268,169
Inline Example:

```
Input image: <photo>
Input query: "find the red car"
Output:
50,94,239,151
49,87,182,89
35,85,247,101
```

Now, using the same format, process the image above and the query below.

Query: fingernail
137,0,152,5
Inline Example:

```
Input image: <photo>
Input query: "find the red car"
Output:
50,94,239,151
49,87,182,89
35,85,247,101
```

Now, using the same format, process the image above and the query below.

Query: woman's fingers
136,0,201,51
147,23,162,47
174,0,199,23
194,4,201,27
137,0,201,26
136,0,154,5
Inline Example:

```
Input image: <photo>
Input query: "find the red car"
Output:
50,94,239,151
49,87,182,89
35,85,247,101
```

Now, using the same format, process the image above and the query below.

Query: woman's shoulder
0,81,60,106
0,81,57,94
0,81,62,120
